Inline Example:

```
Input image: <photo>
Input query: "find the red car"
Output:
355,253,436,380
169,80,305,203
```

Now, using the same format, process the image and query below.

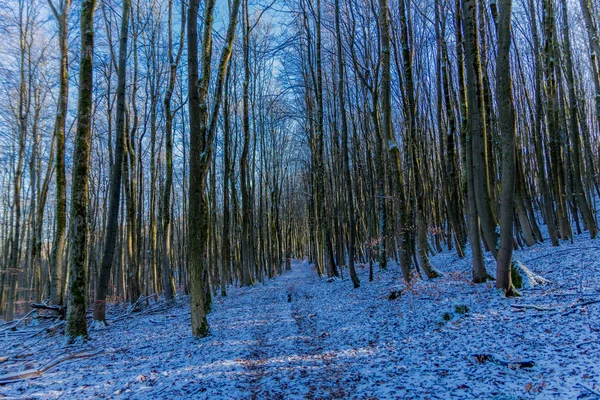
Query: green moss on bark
511,263,523,289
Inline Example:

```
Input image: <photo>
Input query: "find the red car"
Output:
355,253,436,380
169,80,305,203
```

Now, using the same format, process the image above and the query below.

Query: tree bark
462,0,498,257
529,0,559,246
335,0,359,288
542,0,571,240
188,0,241,337
380,0,411,282
559,0,598,239
94,0,130,322
66,0,97,339
48,0,71,307
458,0,487,282
495,0,518,296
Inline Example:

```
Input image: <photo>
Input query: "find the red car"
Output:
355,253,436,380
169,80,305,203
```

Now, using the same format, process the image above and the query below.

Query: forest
0,0,599,397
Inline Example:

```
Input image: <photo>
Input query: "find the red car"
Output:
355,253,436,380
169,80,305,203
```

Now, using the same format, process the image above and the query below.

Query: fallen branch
472,353,534,369
562,299,600,316
0,309,37,332
511,304,558,312
30,303,66,319
523,247,600,264
0,349,105,385
512,298,600,316
576,340,599,349
29,320,66,339
556,339,599,352
577,383,600,397
109,294,158,324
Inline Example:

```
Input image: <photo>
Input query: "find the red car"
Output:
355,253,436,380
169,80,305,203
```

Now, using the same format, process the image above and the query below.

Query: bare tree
66,0,97,339
188,0,241,337
47,0,71,307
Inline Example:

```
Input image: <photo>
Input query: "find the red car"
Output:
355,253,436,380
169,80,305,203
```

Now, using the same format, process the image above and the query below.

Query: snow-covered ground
1,233,599,399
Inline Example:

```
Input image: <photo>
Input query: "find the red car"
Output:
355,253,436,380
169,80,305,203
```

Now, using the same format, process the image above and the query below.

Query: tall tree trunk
458,0,487,282
437,0,466,258
66,0,97,339
241,0,254,286
5,0,32,321
162,0,184,302
335,0,359,288
559,0,598,238
462,0,498,257
542,0,571,240
48,0,71,307
398,0,440,279
529,0,559,246
95,0,130,322
314,0,338,278
495,0,518,296
188,0,240,336
380,0,411,282
221,62,233,296
580,0,600,198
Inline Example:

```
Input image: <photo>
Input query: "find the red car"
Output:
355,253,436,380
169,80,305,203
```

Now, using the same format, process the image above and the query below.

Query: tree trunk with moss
188,0,241,337
455,0,486,282
66,0,97,339
460,0,488,282
462,0,498,256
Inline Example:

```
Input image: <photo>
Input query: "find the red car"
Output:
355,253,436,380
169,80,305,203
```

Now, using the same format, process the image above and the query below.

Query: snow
1,234,599,399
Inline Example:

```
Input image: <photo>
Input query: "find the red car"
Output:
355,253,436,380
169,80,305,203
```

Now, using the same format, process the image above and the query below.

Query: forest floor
1,234,600,399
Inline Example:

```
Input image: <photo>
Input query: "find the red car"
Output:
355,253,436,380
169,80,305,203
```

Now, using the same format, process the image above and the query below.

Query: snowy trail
1,235,600,399
214,261,352,399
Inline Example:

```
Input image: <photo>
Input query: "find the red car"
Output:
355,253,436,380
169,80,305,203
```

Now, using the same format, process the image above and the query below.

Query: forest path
233,260,351,399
